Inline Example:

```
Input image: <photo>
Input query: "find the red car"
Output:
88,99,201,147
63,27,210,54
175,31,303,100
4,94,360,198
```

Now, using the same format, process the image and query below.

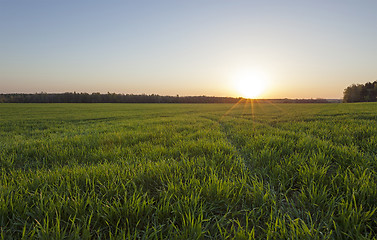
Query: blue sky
1,1,377,98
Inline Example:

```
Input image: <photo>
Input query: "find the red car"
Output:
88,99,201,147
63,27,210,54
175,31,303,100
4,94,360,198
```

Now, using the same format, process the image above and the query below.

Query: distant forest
0,92,332,104
343,81,377,103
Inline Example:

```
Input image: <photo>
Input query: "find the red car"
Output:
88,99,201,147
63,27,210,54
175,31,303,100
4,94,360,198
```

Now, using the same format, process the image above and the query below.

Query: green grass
1,101,377,239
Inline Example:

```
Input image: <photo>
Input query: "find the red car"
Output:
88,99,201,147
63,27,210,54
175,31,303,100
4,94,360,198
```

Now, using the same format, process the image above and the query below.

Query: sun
234,71,267,99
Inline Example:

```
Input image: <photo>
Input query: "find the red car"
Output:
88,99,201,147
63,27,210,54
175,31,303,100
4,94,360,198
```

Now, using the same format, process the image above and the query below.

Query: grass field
1,102,377,239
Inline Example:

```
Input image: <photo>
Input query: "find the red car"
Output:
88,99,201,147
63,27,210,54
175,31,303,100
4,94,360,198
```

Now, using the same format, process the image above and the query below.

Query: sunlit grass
0,102,377,239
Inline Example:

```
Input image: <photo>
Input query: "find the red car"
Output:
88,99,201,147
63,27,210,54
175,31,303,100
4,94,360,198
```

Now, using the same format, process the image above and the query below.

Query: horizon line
0,92,342,100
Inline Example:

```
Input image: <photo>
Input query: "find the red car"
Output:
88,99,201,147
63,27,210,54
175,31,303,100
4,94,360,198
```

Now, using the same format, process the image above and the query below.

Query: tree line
0,92,331,104
343,81,377,103
0,92,242,103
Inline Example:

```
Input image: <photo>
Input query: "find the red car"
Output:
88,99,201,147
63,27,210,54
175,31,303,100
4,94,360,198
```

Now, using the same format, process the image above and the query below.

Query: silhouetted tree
343,81,377,103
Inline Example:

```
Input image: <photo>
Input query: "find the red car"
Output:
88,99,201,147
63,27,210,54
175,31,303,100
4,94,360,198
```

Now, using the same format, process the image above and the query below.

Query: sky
1,1,377,99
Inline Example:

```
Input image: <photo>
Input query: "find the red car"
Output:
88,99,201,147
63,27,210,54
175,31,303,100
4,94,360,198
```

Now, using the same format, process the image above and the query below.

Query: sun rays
219,98,287,128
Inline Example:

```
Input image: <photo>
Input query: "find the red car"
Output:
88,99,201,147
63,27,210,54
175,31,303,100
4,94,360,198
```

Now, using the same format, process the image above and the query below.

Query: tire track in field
201,115,253,173
219,114,364,179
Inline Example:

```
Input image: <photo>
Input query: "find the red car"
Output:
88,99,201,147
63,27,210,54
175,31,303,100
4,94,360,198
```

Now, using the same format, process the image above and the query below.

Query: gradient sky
1,1,377,98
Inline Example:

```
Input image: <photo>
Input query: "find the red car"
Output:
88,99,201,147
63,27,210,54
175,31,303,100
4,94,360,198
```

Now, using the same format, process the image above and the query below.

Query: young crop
0,102,376,239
